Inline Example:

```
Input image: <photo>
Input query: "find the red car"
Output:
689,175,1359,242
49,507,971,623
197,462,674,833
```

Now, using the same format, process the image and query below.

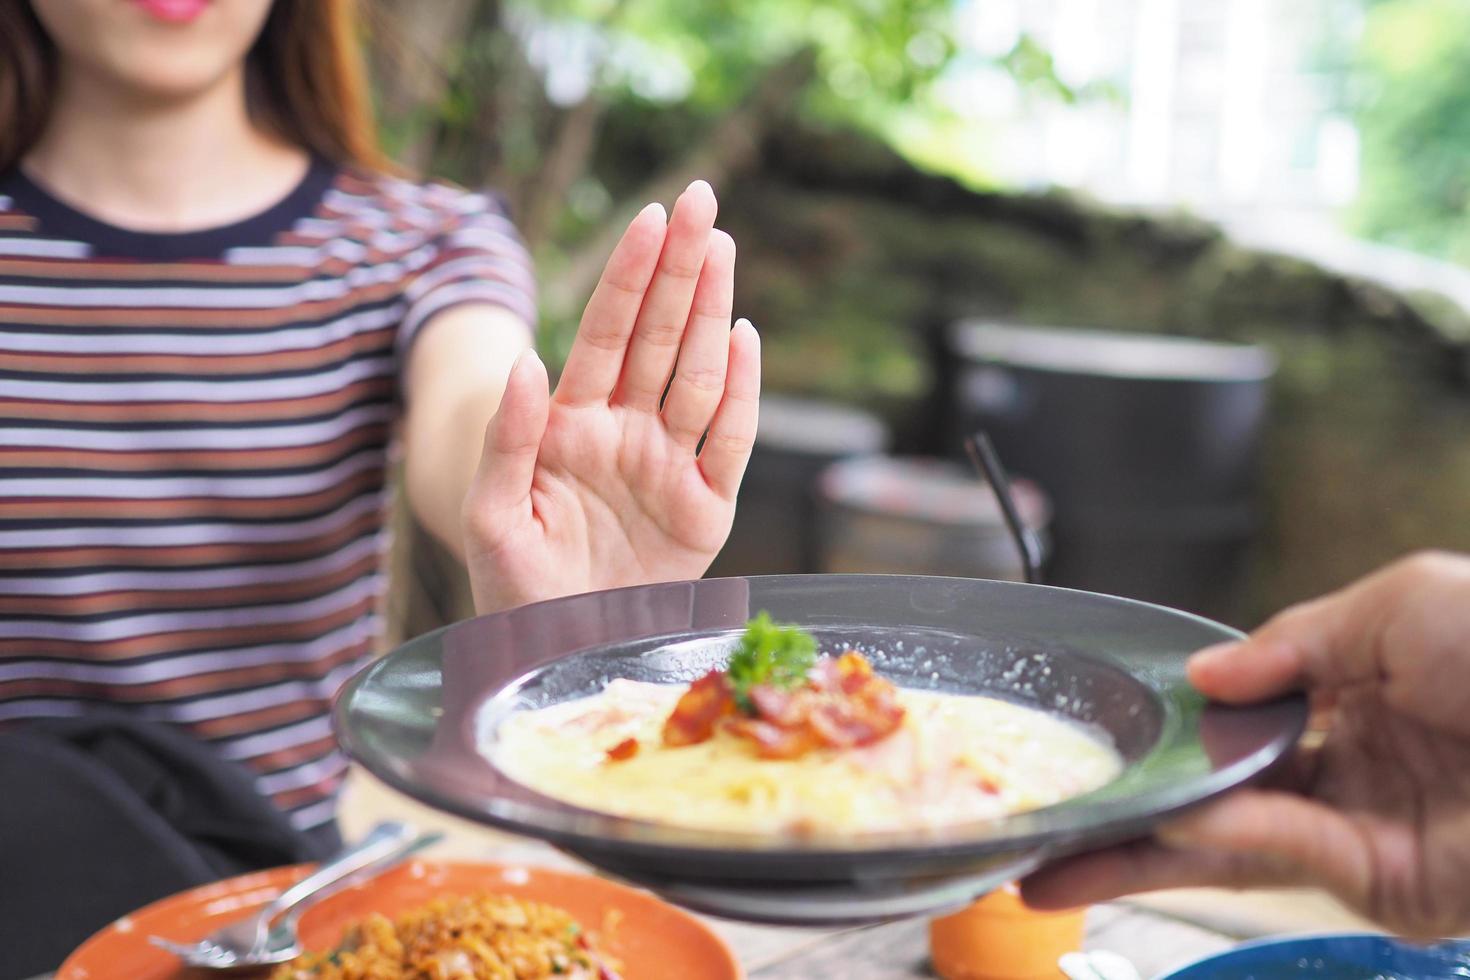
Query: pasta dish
490,615,1121,835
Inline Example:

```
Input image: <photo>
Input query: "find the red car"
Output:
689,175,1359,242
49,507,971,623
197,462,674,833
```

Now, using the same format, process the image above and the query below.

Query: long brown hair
0,0,388,173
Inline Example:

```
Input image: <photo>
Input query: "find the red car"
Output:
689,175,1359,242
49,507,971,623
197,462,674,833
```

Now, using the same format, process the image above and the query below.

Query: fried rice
269,892,622,980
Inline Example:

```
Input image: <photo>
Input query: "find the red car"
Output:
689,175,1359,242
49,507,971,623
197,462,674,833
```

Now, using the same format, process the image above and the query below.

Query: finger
1021,838,1284,910
553,202,667,406
1154,790,1372,906
661,229,735,447
614,180,718,410
697,317,760,499
1186,571,1397,703
1023,788,1372,911
465,349,550,527
1190,552,1470,704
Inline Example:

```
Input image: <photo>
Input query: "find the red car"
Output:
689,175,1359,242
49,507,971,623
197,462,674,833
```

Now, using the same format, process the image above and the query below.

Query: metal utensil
965,430,1045,584
149,820,441,971
1059,949,1145,980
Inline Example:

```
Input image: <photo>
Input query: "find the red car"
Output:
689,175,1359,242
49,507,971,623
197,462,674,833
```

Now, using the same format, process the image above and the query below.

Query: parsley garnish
726,612,817,713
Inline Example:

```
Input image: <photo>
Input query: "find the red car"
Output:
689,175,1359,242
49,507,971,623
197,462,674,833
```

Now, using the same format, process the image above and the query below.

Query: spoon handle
263,822,440,924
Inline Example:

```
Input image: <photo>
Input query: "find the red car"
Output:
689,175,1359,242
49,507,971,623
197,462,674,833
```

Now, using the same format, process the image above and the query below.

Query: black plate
335,575,1304,911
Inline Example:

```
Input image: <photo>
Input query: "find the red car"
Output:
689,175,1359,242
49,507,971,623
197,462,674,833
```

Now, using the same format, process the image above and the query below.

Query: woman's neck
22,60,310,233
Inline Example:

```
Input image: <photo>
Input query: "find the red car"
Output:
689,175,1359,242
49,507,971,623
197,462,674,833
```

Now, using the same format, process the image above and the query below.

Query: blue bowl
1159,933,1470,979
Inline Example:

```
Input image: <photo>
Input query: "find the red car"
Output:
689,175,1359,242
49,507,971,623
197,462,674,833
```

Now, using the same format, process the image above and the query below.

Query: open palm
461,181,760,613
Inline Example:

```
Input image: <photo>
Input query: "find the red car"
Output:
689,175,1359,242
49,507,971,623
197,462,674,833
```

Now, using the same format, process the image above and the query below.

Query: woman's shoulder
327,167,519,237
323,167,536,329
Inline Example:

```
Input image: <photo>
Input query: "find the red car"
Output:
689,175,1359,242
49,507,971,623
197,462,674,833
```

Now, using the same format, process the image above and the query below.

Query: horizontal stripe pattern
0,165,535,827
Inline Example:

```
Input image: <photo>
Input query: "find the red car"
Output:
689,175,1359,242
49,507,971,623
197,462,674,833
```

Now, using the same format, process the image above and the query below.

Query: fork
149,820,441,970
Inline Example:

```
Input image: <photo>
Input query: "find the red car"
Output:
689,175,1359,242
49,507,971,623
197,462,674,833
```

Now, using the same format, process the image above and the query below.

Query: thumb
1188,552,1470,705
468,348,549,520
1186,570,1394,704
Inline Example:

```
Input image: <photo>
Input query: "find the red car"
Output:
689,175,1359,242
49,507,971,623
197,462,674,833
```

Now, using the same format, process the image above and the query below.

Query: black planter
942,321,1276,623
814,455,1050,582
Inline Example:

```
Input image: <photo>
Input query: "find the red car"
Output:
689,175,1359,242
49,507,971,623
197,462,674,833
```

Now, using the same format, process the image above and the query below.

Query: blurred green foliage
518,0,956,119
535,0,958,109
367,0,1092,365
371,0,1086,216
1352,0,1470,264
513,0,1111,190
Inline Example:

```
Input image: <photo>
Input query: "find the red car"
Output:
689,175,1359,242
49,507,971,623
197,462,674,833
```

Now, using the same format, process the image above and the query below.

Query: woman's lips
130,0,210,23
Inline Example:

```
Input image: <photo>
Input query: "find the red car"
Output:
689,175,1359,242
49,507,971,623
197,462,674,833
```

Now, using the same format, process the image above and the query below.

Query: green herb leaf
726,612,817,713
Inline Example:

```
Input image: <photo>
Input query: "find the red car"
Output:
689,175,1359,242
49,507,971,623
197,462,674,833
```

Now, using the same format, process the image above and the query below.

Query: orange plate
57,859,742,980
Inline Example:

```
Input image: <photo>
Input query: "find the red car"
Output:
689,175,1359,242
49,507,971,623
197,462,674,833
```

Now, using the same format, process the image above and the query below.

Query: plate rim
335,574,1306,866
1155,930,1470,977
57,857,742,979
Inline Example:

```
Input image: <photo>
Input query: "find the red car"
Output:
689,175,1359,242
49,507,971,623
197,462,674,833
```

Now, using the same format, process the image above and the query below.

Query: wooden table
337,770,1375,978
742,904,1236,978
36,770,1374,979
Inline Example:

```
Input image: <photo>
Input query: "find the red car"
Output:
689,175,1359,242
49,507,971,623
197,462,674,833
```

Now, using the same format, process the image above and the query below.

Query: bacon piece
727,651,906,758
661,670,735,747
748,684,803,725
807,691,905,748
725,717,819,759
808,656,842,692
809,650,875,694
834,650,875,690
604,737,639,762
661,652,906,759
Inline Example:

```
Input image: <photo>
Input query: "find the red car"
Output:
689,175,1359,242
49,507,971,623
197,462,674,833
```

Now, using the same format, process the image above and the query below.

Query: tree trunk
519,94,609,248
364,0,484,173
515,0,633,246
551,48,817,314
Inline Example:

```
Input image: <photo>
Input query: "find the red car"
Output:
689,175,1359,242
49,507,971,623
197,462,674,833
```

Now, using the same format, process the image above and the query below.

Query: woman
0,0,757,964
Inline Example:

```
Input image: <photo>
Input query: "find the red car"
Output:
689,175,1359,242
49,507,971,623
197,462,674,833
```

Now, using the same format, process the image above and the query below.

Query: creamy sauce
490,679,1122,834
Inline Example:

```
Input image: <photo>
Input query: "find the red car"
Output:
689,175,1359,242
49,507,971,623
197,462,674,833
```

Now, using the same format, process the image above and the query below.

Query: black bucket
815,455,1050,582
943,321,1276,622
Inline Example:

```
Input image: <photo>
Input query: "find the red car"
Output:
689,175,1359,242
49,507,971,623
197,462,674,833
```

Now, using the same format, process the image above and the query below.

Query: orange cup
929,884,1087,980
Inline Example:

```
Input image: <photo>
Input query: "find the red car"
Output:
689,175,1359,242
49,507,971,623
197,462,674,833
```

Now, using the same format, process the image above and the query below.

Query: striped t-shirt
0,160,536,830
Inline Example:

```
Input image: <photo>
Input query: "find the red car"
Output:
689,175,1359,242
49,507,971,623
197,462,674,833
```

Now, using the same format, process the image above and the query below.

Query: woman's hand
461,181,759,613
1022,551,1470,939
